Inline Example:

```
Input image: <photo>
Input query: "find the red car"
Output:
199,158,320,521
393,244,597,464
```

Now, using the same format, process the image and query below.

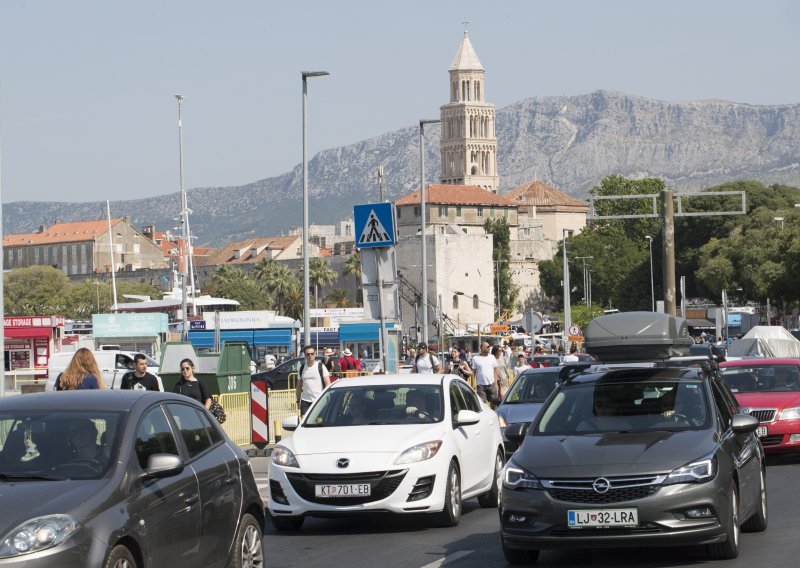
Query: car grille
744,408,777,423
286,470,407,506
760,434,784,447
543,475,664,504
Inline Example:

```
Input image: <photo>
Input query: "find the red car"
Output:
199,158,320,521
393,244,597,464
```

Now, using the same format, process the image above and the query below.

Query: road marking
420,550,475,568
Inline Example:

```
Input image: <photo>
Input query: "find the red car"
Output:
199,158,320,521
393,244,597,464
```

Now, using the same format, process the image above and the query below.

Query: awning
685,318,716,329
4,327,53,339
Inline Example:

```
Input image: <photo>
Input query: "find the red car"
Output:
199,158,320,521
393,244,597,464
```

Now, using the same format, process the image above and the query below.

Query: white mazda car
268,374,504,530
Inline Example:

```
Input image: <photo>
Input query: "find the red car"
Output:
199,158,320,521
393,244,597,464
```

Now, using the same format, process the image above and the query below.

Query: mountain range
5,90,800,247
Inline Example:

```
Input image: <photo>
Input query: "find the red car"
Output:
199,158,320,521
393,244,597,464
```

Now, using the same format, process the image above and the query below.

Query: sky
0,0,798,204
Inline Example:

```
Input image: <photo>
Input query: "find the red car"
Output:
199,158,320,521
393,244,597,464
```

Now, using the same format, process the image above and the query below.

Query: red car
719,358,800,453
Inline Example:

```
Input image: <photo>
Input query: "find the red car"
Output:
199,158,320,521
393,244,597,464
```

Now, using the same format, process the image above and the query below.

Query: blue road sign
354,203,396,248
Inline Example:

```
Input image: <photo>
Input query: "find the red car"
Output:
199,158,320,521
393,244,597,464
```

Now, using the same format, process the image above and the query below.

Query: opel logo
592,477,611,494
336,458,350,468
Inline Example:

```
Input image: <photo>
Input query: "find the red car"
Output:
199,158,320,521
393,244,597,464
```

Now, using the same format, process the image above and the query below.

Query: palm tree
343,253,363,306
309,257,338,309
325,288,352,308
263,263,300,316
283,288,304,321
252,257,277,285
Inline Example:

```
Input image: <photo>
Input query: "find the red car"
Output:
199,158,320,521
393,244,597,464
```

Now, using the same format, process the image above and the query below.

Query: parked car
719,358,800,454
0,390,264,567
268,373,504,529
251,355,324,391
46,350,163,391
528,355,561,368
499,365,766,564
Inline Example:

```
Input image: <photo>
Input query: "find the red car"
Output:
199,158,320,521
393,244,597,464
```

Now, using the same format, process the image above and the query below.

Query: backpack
299,361,326,389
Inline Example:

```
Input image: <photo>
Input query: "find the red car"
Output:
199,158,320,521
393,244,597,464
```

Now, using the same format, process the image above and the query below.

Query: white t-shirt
300,361,331,403
414,353,440,374
264,354,277,370
562,354,579,362
472,354,497,386
514,363,531,378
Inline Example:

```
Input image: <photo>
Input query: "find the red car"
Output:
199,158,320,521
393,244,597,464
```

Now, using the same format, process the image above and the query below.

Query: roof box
584,312,693,363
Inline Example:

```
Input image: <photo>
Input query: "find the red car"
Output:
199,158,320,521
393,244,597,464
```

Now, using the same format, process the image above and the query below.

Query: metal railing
215,392,251,446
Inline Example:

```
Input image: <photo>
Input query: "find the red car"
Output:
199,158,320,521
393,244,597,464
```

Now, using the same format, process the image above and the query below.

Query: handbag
209,399,227,424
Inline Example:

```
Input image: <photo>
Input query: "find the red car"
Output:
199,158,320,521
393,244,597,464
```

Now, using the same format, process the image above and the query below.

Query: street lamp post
575,256,593,305
645,235,655,312
419,118,440,345
562,229,571,346
493,259,508,321
302,71,329,350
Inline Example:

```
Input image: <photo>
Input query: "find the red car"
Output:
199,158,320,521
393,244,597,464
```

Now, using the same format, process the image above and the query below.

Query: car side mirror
731,413,759,434
282,415,300,431
504,421,528,443
455,409,480,426
142,454,184,479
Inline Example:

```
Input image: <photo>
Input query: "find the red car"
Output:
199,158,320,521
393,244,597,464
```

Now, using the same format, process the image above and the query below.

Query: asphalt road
258,454,800,568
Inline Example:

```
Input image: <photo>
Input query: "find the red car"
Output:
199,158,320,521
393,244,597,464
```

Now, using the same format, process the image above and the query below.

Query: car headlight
663,457,716,485
0,515,78,558
779,407,800,421
502,463,543,490
394,441,442,464
498,414,507,428
271,446,300,468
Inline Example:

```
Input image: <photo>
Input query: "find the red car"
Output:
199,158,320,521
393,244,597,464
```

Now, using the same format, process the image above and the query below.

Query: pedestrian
296,345,330,415
503,342,513,366
339,348,362,374
413,343,441,374
120,353,160,391
407,347,417,364
472,341,500,404
513,354,531,379
493,345,511,398
446,347,473,381
55,347,103,390
562,342,579,362
465,345,473,363
173,358,212,409
263,352,277,370
322,347,340,376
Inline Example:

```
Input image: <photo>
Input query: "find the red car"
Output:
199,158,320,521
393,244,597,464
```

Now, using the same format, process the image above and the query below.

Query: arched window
473,294,479,309
475,81,481,101
452,295,459,309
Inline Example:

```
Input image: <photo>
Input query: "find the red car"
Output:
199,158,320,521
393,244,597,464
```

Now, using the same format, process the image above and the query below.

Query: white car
268,373,504,529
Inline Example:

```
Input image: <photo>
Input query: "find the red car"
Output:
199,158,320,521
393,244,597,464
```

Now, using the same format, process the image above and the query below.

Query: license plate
568,508,638,528
756,426,768,437
314,483,371,498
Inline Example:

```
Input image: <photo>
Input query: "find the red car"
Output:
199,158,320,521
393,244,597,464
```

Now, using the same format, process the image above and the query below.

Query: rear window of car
720,364,800,393
504,372,559,404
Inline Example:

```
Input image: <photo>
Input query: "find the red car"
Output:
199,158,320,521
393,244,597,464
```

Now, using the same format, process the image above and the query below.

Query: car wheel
742,467,768,532
229,513,264,568
270,513,304,531
478,449,504,508
707,482,740,559
434,461,462,527
105,544,137,568
501,537,540,565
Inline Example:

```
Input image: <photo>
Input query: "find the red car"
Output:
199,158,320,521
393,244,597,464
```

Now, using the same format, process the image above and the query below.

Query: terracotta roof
504,180,588,209
3,219,124,246
203,236,300,265
395,184,517,207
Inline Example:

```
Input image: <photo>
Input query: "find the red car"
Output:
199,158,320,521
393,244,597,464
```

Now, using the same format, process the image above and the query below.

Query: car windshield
534,378,710,434
0,411,124,480
720,364,800,393
504,373,559,404
304,385,444,427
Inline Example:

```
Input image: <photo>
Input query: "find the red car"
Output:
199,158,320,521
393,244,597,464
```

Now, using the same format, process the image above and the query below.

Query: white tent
727,326,800,358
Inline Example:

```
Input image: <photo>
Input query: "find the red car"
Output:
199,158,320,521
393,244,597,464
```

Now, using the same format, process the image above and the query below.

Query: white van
46,351,163,391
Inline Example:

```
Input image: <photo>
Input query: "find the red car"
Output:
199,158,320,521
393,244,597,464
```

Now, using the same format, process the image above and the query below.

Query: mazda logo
336,458,350,468
592,477,611,494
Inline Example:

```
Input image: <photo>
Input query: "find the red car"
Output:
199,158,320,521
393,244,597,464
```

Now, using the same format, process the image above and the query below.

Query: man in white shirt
513,354,531,378
472,341,501,403
295,345,331,415
413,343,441,374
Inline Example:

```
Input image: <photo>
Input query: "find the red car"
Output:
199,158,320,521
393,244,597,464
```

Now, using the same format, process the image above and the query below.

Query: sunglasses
181,366,192,371
304,352,315,356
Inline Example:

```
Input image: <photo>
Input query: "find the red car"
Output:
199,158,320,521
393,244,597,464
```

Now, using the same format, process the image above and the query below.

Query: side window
713,375,740,414
709,381,733,429
134,406,180,469
117,355,134,370
450,384,467,427
198,408,224,444
457,381,481,412
167,403,213,459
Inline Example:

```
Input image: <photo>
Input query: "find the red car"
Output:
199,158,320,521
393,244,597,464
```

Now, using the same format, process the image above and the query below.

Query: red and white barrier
251,381,269,449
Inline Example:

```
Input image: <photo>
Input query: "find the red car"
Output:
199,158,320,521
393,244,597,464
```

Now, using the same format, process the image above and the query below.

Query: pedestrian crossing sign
354,203,396,249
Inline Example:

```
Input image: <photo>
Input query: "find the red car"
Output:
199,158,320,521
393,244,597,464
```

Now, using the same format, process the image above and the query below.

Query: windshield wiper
0,473,66,481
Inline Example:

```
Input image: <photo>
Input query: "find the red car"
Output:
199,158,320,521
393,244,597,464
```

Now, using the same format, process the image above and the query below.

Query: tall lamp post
419,118,440,345
562,229,571,346
645,235,655,312
493,259,508,321
302,71,329,350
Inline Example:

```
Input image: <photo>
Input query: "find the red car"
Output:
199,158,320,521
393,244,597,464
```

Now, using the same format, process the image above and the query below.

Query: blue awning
339,323,382,342
188,331,215,348
300,331,339,348
254,329,293,347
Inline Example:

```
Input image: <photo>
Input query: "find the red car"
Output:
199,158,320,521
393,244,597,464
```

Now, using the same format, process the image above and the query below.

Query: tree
204,267,272,310
343,253,363,306
325,288,352,308
266,264,301,316
4,266,71,315
483,217,519,317
309,258,338,309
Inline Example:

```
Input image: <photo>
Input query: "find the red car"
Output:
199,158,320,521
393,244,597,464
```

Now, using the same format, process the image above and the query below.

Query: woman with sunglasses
173,358,212,409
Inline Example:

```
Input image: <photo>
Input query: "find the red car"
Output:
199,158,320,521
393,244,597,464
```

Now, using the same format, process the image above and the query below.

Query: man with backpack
413,343,441,374
338,348,362,376
295,346,331,415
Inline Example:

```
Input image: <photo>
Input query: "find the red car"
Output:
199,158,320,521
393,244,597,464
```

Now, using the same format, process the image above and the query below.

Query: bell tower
439,27,499,193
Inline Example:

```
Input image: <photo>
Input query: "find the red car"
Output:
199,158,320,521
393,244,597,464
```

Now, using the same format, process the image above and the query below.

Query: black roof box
584,312,693,363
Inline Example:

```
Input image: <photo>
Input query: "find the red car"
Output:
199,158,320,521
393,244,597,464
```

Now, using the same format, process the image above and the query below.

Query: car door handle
184,494,199,506
224,475,239,485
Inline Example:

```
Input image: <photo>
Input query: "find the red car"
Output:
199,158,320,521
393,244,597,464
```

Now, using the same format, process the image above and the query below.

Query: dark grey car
0,391,264,567
500,366,767,564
